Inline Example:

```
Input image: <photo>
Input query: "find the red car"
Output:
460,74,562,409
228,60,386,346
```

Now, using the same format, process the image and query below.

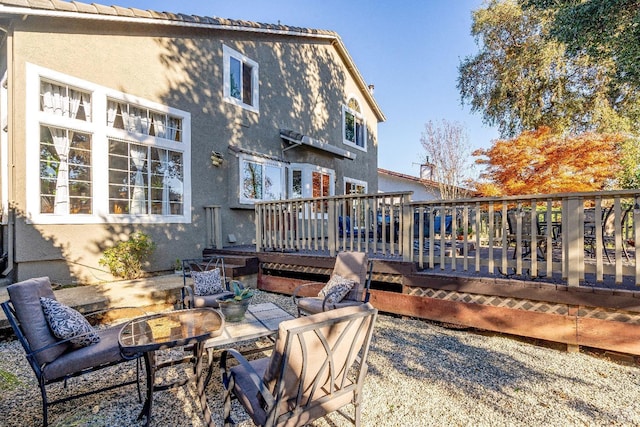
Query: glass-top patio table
119,308,224,427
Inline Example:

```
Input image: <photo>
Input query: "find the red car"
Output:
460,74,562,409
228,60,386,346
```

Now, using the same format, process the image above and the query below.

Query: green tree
458,0,637,138
526,0,640,88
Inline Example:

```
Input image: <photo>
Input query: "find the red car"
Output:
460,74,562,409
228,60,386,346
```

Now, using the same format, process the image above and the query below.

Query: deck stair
201,251,260,280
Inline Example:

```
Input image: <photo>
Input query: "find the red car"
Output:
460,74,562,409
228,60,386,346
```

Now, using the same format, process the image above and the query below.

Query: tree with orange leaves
473,127,624,196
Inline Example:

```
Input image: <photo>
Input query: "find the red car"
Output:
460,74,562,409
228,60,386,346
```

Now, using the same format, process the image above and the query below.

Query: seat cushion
40,297,100,347
42,324,127,382
192,268,225,296
229,357,270,426
192,291,234,308
296,296,362,315
6,277,69,365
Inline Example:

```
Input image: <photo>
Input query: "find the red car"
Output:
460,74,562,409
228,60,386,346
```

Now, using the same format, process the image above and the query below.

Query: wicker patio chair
220,303,378,427
1,276,142,427
292,251,373,316
182,257,234,309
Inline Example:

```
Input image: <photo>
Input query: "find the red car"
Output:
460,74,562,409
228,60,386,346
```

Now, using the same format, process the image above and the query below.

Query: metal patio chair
182,257,234,309
220,303,378,427
292,251,373,316
1,276,142,427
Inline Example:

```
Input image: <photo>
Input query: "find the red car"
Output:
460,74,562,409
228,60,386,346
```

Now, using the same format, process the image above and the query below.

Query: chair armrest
182,285,195,309
220,348,275,408
291,282,325,304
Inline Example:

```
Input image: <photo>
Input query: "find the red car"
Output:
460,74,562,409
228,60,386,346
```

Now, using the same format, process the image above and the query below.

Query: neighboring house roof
0,0,385,121
378,168,440,190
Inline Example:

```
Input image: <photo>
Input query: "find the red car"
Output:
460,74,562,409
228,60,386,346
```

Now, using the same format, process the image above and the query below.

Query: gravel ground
1,291,640,426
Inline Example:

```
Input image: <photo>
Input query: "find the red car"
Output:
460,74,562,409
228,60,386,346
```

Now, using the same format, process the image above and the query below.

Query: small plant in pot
218,280,254,322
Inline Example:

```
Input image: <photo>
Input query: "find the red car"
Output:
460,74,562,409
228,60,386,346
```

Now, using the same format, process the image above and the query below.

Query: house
0,0,384,283
378,168,441,201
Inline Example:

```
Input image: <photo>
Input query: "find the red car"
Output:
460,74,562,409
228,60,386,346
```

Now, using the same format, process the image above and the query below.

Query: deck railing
255,190,640,287
254,192,413,257
203,205,223,249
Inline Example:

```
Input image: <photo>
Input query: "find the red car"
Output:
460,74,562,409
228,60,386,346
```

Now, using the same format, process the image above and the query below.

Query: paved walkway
0,274,184,330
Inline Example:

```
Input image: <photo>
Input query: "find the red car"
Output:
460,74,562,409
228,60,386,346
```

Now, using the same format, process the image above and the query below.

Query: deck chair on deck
292,251,373,317
220,303,378,427
1,277,142,427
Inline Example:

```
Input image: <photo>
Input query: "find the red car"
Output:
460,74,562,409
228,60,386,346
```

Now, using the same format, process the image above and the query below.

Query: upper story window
239,154,284,204
223,45,259,113
342,97,366,151
107,100,182,142
27,64,191,224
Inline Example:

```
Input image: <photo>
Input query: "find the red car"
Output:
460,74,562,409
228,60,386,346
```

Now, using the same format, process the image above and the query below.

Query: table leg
139,350,155,426
194,342,214,427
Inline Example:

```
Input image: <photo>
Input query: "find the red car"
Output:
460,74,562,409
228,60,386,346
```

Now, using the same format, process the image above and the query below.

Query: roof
0,0,385,121
378,168,440,189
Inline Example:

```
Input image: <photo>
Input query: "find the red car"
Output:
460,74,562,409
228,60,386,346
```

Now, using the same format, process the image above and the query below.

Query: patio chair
292,251,373,317
1,276,142,427
220,303,378,427
598,205,632,262
182,257,234,309
506,210,547,260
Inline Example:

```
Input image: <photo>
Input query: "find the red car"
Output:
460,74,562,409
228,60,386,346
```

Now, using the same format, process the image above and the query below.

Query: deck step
200,251,259,278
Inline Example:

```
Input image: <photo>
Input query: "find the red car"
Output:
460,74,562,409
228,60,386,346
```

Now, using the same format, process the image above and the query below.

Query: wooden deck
206,246,640,356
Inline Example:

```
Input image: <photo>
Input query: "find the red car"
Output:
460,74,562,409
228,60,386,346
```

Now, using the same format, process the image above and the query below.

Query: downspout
0,22,14,278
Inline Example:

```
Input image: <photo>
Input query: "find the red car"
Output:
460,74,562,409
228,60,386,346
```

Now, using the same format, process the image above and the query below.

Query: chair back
182,257,227,289
262,303,378,426
332,251,370,302
3,277,68,366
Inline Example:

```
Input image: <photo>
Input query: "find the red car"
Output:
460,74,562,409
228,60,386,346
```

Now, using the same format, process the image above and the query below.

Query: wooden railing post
204,205,223,250
402,195,413,261
328,198,337,257
255,203,263,252
565,197,584,287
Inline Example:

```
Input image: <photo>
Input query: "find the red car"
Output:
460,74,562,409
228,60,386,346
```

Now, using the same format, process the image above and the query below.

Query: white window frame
342,95,367,152
223,45,259,114
25,63,191,224
288,163,335,199
344,177,368,195
238,153,285,205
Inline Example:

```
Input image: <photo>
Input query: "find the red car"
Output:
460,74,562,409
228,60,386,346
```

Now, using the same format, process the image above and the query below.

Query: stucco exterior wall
4,15,380,283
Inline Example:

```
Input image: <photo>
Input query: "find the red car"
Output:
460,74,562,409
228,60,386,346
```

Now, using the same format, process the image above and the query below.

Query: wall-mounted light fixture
210,150,223,167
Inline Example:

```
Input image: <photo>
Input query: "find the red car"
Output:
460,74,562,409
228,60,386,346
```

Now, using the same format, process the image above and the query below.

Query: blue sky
116,0,498,177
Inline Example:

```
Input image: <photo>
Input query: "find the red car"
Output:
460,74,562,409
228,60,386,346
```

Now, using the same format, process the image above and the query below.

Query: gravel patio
1,290,640,426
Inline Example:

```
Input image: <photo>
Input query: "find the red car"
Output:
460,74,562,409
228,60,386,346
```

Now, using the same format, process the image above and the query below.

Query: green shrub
99,232,155,279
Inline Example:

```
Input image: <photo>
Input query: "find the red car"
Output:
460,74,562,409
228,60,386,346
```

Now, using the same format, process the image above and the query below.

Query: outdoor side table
118,308,224,427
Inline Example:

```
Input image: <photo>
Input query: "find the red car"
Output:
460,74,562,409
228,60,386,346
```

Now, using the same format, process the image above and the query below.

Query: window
289,164,335,199
342,97,366,150
223,45,259,113
344,178,368,225
239,154,284,204
27,64,191,224
38,80,93,216
107,99,182,142
345,178,367,195
108,141,184,215
40,126,92,215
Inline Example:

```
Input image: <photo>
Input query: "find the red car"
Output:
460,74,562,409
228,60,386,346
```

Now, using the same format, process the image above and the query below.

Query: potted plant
174,258,183,275
218,280,254,322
